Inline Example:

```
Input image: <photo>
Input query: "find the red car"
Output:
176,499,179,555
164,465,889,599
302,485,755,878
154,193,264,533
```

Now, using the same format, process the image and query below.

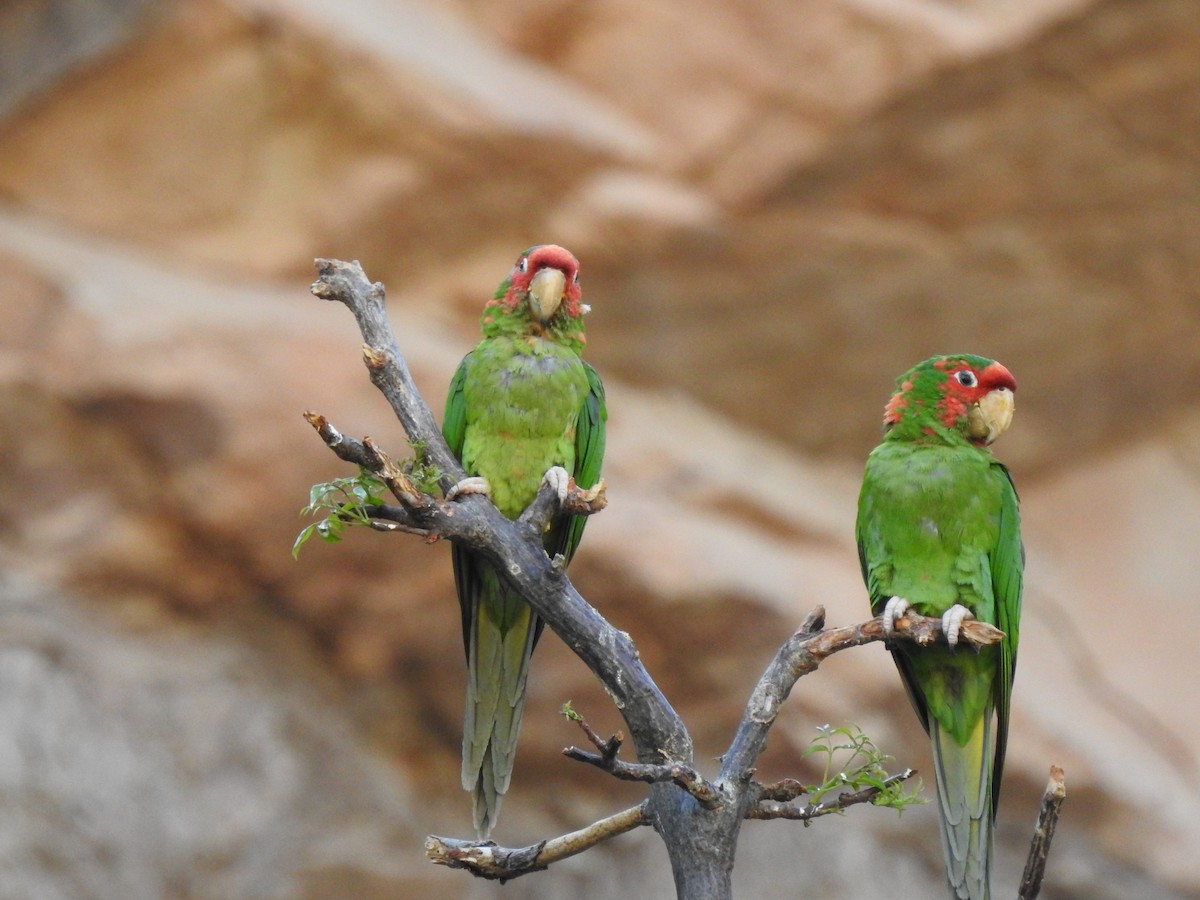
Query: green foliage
560,701,582,722
406,440,443,496
292,468,389,558
802,724,925,812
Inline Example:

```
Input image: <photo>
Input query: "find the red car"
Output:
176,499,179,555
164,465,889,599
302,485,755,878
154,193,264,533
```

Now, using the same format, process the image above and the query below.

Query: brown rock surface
0,0,1197,896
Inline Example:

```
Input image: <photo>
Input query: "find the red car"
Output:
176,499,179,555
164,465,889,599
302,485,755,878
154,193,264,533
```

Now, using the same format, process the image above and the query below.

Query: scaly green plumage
443,245,606,838
856,354,1023,899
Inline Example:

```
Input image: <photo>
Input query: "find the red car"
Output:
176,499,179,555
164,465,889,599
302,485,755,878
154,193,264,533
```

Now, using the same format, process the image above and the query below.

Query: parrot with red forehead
442,244,606,837
856,354,1023,899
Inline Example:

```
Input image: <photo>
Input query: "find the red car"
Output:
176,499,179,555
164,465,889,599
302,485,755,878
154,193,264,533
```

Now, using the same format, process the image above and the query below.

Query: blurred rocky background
1,0,1197,896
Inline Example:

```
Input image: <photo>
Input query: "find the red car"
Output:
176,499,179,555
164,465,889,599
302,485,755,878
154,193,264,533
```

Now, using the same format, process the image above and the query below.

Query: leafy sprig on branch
292,468,389,557
801,723,924,812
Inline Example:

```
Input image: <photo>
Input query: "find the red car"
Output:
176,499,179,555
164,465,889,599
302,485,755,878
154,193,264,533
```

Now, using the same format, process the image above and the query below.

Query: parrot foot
446,476,491,501
541,466,571,503
941,604,975,649
881,596,911,636
542,468,606,511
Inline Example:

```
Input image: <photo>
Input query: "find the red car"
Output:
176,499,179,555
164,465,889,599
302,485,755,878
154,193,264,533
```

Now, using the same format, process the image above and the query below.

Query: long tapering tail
929,710,995,899
462,580,538,838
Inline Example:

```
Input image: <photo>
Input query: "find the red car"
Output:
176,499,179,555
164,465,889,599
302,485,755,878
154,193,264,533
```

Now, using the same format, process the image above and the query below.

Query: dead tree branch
564,746,723,809
561,708,721,808
310,262,463,493
1019,765,1067,899
564,703,624,760
427,803,651,882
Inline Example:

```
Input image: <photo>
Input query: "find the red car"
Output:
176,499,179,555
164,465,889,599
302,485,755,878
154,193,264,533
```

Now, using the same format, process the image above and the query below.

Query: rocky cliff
0,0,1197,897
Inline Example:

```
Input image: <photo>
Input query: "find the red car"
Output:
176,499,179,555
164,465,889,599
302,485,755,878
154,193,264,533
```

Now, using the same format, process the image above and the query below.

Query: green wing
443,356,469,461
989,460,1023,812
855,466,936,733
546,361,607,565
533,361,605,651
442,356,476,654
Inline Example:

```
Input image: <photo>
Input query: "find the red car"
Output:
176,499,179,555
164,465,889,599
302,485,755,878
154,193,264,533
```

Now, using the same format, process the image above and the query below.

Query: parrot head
482,245,588,345
883,354,1016,446
509,244,583,323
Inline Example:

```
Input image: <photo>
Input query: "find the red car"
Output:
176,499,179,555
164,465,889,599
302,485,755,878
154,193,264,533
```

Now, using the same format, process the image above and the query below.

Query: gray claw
941,604,974,648
447,476,491,501
542,466,571,503
882,596,911,637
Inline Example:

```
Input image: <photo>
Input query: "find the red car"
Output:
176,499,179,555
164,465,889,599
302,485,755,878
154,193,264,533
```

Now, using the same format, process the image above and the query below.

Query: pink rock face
0,0,1197,896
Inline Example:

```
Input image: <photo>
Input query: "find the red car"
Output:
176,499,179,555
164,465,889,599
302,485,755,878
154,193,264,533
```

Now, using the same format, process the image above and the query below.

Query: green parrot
856,354,1023,899
442,244,606,838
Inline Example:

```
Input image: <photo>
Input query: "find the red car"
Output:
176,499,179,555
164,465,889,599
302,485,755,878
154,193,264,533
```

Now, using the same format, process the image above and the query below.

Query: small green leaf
295,465,421,558
800,723,923,811
291,523,317,559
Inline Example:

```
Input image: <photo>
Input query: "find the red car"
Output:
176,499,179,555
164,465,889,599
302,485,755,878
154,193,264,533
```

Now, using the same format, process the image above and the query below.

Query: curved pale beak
968,387,1015,444
527,267,567,323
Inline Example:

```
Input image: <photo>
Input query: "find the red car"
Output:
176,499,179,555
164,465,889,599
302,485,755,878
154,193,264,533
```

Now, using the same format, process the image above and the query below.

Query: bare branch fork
305,259,1059,898
562,720,723,809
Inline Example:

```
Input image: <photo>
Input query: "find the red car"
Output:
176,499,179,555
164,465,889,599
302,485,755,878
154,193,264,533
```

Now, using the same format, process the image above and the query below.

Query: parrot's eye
517,257,529,273
573,270,580,283
955,370,978,388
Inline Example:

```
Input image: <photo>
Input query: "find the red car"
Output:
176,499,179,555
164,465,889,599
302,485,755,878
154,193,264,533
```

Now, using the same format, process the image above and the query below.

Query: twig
564,745,722,809
747,769,918,823
560,704,720,807
426,803,650,881
755,778,807,802
303,411,381,468
564,705,624,761
301,411,426,507
1018,765,1067,899
357,504,435,538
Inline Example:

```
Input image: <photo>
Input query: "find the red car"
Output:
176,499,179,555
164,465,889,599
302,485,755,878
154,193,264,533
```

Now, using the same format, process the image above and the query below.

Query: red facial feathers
500,244,584,317
884,357,1016,431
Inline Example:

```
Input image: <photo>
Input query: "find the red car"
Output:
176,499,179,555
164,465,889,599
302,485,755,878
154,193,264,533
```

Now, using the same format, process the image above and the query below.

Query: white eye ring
955,370,978,388
518,257,529,273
